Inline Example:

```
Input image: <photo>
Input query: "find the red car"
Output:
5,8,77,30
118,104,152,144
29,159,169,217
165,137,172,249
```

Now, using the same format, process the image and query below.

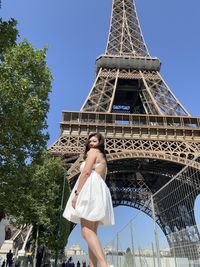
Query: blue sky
1,0,200,252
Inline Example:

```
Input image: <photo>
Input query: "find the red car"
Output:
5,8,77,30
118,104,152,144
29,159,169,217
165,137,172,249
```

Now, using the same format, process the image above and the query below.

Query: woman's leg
88,221,98,267
81,218,109,267
88,246,97,267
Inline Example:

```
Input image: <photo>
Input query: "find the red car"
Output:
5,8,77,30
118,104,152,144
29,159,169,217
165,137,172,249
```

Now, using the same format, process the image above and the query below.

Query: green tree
0,18,18,59
1,150,71,252
24,152,70,251
0,18,51,203
0,40,51,167
0,19,71,252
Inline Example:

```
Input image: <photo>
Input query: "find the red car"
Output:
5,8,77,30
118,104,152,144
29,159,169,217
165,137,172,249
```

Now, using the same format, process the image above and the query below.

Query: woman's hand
72,195,78,209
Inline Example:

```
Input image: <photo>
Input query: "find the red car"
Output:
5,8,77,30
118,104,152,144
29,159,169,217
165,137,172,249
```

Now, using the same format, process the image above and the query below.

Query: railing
62,111,200,129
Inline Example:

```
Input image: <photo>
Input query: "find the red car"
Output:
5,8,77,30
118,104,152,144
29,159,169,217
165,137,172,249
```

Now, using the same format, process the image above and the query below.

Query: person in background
6,250,13,267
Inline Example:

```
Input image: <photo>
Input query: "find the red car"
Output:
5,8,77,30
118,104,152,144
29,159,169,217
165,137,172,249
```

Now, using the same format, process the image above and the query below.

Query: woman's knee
81,219,98,239
81,226,91,240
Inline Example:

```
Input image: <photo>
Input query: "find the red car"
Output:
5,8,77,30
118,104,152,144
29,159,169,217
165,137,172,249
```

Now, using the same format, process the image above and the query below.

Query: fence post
151,195,162,267
152,242,156,267
116,233,119,267
138,247,143,267
130,222,136,267
33,225,39,267
171,235,178,267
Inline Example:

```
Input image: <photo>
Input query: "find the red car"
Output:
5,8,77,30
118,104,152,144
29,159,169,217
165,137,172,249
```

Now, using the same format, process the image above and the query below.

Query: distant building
104,245,124,255
65,244,86,256
160,247,171,256
104,245,114,254
104,245,171,257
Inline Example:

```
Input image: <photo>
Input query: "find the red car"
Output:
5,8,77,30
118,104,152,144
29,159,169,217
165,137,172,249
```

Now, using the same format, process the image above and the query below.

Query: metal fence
106,155,200,267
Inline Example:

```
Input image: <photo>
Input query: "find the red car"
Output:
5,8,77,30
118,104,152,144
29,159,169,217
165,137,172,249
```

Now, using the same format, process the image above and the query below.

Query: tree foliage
21,152,70,251
0,40,51,170
0,19,71,252
0,18,18,59
0,18,51,190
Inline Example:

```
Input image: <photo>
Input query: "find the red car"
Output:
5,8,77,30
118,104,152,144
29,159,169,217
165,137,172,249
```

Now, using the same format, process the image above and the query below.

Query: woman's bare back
93,150,107,180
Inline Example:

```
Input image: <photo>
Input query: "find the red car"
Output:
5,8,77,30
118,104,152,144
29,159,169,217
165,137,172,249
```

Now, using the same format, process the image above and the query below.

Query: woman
63,133,115,267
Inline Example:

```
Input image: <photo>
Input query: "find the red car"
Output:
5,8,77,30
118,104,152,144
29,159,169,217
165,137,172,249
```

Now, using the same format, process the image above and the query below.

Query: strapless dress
63,162,115,226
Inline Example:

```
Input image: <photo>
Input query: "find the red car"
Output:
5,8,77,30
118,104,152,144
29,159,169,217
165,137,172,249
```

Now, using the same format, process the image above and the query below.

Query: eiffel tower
50,0,200,255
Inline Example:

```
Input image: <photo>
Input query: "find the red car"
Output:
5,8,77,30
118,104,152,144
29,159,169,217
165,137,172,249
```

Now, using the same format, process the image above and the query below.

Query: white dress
63,162,115,226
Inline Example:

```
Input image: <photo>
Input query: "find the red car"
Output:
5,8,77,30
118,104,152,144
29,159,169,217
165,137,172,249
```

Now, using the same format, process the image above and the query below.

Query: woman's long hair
83,133,106,160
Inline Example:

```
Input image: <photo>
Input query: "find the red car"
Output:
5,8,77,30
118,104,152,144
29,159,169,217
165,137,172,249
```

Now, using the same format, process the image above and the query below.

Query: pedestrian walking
6,250,13,267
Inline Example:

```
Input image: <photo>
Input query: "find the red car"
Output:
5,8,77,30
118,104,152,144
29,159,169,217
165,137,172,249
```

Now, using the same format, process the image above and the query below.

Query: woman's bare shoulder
87,148,99,157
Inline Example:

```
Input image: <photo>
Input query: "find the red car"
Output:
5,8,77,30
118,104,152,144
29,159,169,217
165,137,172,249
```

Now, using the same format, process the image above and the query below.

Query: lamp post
54,169,67,267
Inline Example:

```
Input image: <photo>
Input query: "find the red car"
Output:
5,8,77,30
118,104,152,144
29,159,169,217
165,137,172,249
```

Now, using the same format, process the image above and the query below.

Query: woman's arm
76,148,97,193
71,149,97,209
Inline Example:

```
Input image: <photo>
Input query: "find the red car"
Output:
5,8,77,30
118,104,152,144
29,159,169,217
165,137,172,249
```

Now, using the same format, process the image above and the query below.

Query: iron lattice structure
50,0,200,256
